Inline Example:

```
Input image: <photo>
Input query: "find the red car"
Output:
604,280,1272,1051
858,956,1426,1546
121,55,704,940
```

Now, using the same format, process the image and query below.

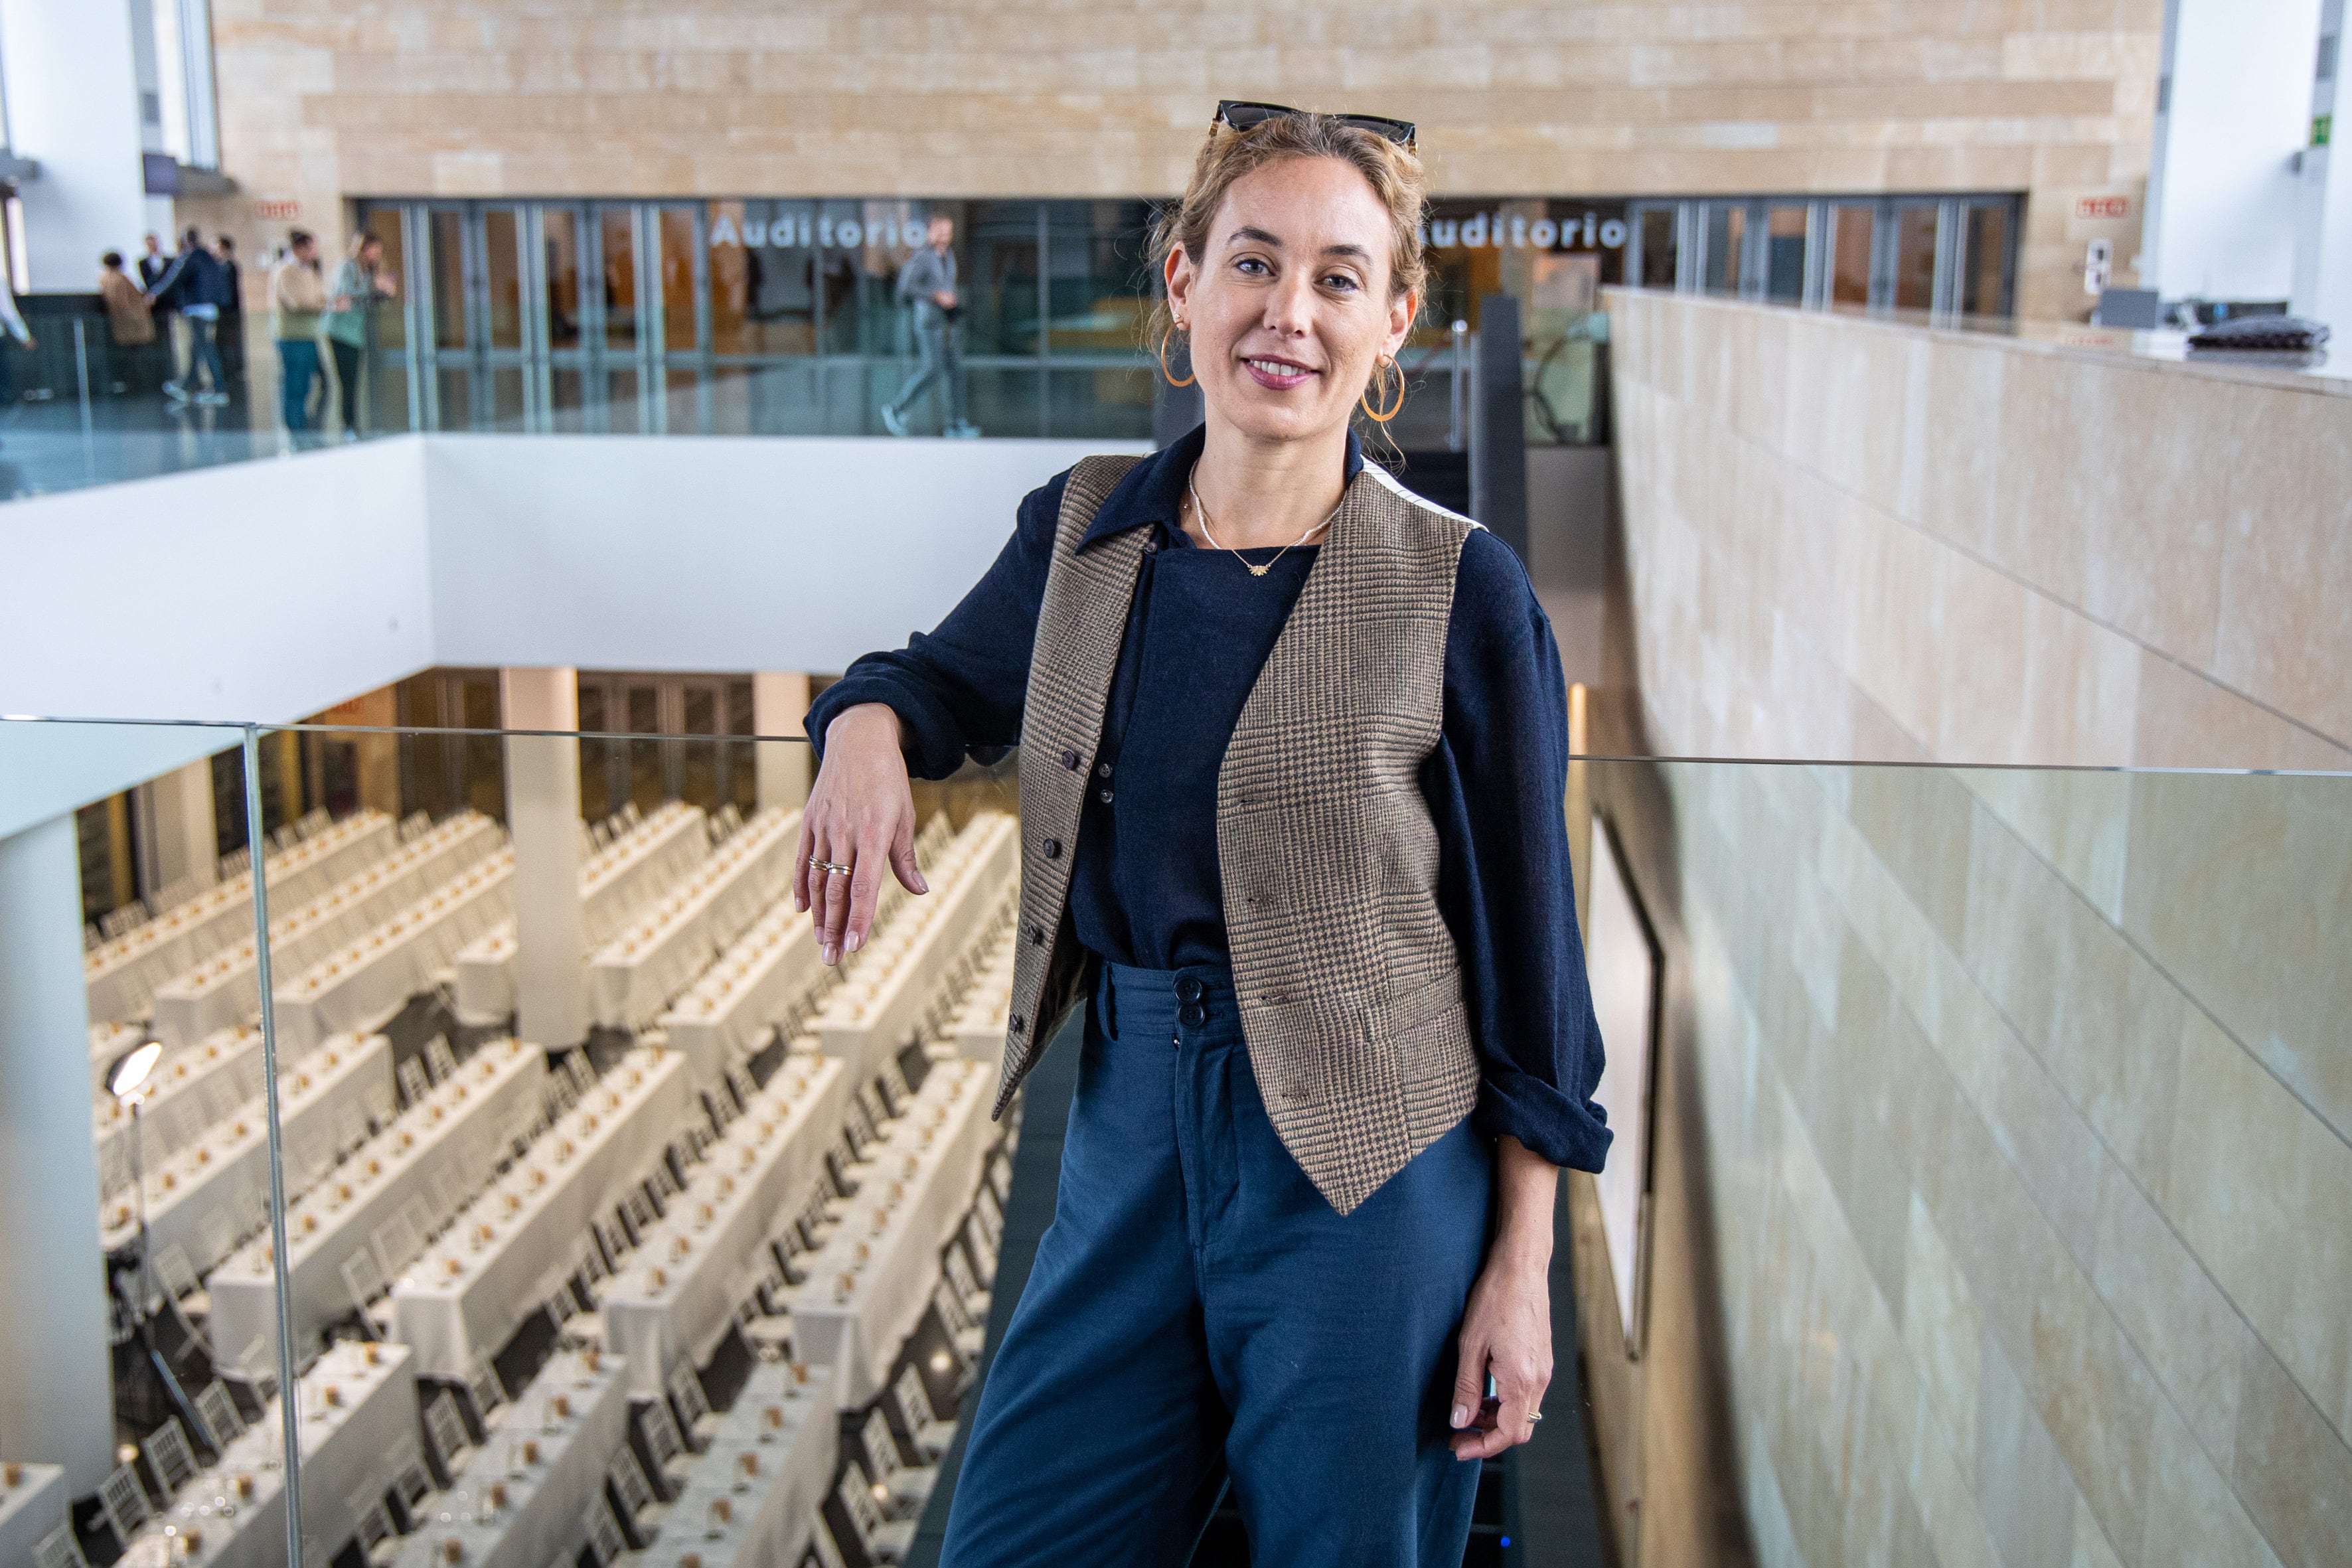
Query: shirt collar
1078,422,1366,549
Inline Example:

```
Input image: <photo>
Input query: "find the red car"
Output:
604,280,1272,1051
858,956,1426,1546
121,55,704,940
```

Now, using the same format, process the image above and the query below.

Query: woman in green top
323,232,397,439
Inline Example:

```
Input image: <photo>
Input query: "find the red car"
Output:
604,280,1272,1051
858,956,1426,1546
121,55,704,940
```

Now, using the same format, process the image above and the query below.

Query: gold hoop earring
1158,325,1195,388
1360,356,1404,423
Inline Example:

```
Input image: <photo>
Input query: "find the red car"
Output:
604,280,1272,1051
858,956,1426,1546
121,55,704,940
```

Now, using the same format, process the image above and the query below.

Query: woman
323,232,397,439
800,104,1610,1567
97,251,155,394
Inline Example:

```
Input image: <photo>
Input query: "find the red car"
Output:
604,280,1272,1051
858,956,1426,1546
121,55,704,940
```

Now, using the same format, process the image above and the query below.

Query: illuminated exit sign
2074,196,2130,220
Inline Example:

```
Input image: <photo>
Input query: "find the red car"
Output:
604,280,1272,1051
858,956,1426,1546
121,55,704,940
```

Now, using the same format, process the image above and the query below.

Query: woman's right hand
795,702,928,965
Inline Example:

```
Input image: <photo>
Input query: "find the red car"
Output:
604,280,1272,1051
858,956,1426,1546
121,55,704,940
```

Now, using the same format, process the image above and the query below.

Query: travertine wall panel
209,0,2163,319
1587,291,2352,1568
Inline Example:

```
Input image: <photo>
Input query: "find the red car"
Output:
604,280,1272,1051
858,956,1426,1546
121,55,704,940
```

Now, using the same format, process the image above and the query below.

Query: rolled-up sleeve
1423,528,1612,1173
804,470,1069,780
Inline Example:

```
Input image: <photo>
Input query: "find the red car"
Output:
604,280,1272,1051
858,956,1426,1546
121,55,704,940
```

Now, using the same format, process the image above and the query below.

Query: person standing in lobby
270,231,327,437
97,252,156,395
323,230,397,440
801,105,1609,1567
147,228,232,406
213,235,247,394
880,211,979,438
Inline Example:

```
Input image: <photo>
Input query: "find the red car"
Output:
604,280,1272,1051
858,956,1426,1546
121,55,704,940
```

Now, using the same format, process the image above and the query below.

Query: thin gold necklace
1186,471,1340,578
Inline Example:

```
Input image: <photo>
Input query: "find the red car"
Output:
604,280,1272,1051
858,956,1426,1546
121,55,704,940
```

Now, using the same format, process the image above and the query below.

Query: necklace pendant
1247,563,1270,578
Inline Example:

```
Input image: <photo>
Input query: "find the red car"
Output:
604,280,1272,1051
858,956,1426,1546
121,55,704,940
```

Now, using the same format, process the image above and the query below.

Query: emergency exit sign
253,199,301,220
2074,196,2130,220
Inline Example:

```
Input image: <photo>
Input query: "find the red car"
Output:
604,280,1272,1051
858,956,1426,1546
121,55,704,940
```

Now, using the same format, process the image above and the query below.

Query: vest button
1042,837,1063,859
1026,923,1045,945
1008,1013,1025,1033
1059,748,1080,770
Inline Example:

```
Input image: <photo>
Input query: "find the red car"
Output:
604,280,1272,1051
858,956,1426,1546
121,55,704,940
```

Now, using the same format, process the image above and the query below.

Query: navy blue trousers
941,961,1496,1567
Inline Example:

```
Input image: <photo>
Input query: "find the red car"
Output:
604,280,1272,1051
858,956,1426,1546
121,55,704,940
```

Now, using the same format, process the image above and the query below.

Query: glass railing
5,716,2338,1568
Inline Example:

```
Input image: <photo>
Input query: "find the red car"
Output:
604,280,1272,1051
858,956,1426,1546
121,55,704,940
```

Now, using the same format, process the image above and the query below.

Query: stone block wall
207,0,2165,319
1581,289,2352,1567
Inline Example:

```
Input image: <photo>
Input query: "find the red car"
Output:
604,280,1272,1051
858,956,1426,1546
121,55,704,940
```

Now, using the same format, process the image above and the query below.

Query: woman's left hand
1449,1136,1558,1458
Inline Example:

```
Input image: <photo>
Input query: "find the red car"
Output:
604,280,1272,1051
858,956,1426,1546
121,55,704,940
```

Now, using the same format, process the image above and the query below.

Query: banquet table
0,1462,68,1568
272,848,516,1054
637,1360,840,1568
151,814,502,1050
84,811,396,1027
789,1059,994,1405
208,1039,550,1361
656,902,826,1089
392,1048,691,1379
600,1055,847,1395
943,917,1018,1063
95,1026,268,1182
389,1350,629,1568
100,1034,394,1277
117,1340,416,1568
454,803,710,1026
807,813,1016,1083
588,810,801,1030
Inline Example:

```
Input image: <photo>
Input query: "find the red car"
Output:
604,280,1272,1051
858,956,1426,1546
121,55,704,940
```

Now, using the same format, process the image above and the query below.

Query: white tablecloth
119,1341,416,1568
657,902,826,1089
100,1035,394,1277
392,1048,691,1379
390,1350,629,1568
809,813,1016,1083
273,849,516,1054
790,1059,994,1405
453,803,710,1027
944,916,1018,1063
0,1463,68,1568
588,810,801,1030
601,1056,847,1394
96,1026,268,1186
638,1360,840,1568
85,812,396,1027
151,815,501,1050
208,1040,551,1361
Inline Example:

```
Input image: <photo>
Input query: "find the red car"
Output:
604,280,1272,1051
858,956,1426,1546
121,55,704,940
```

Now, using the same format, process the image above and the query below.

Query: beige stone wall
1581,289,2352,1567
206,0,2164,319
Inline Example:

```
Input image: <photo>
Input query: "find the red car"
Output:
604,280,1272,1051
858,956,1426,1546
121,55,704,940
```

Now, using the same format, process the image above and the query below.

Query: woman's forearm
1490,1135,1558,1276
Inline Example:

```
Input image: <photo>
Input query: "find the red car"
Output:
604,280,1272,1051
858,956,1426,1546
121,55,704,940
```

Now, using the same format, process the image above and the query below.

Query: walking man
880,212,978,437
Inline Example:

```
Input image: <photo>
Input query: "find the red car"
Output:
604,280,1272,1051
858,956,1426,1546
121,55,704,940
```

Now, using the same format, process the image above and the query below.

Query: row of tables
151,813,503,1050
638,1360,842,1568
85,811,398,1027
272,848,517,1054
94,1024,270,1186
207,1039,552,1362
588,810,802,1030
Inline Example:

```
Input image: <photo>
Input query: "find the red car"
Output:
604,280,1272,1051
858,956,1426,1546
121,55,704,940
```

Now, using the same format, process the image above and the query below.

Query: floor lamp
108,1042,204,1445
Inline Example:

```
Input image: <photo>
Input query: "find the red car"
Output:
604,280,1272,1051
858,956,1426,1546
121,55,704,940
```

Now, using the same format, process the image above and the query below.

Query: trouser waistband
1095,959,1236,1042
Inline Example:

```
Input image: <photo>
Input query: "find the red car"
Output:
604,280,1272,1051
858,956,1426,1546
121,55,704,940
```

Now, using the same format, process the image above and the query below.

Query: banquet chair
143,1418,200,1501
152,1243,212,1338
386,1439,435,1531
395,1057,431,1109
362,1077,397,1131
221,1335,277,1404
860,1407,932,1512
32,1522,90,1568
933,1282,983,1360
370,1213,423,1282
195,1379,246,1453
944,1245,988,1320
425,1036,460,1084
723,1067,758,1115
564,1052,598,1098
665,1364,723,1449
354,1500,401,1568
890,1364,959,1462
961,1217,998,1289
606,1446,668,1545
635,1397,693,1498
341,1248,396,1338
988,1152,1013,1204
832,1465,909,1565
422,1391,473,1488
96,1462,151,1549
586,1494,631,1568
592,1218,627,1271
399,1193,441,1249
463,1353,508,1436
620,1190,657,1247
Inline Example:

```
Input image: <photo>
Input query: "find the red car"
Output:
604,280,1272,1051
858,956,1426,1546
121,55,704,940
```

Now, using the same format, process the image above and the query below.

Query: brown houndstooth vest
992,453,1483,1215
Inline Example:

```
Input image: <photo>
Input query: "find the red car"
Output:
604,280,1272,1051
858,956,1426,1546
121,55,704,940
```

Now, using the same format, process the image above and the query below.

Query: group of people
93,226,396,437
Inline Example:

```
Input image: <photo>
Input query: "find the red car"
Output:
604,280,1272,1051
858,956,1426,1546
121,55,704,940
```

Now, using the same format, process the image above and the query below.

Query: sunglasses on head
1214,100,1417,150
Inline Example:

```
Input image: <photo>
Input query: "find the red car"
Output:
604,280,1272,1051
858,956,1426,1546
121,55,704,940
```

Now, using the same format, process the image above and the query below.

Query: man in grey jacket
880,212,979,437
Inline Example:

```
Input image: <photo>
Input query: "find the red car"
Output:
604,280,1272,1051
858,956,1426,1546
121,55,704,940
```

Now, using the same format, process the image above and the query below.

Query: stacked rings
807,856,852,876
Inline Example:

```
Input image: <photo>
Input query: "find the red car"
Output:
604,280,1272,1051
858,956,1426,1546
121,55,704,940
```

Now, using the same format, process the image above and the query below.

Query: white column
137,755,220,893
0,0,151,291
0,815,117,1491
499,668,586,1049
752,671,815,811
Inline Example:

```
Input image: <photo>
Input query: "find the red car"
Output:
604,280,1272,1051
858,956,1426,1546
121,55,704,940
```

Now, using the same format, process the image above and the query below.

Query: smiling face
1166,155,1417,447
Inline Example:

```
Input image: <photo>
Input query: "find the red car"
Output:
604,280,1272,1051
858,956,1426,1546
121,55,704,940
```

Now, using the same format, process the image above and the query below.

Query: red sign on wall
252,199,301,221
2074,195,2130,220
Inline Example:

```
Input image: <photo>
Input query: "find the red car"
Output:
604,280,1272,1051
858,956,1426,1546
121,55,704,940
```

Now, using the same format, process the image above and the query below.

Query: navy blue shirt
807,426,1610,1174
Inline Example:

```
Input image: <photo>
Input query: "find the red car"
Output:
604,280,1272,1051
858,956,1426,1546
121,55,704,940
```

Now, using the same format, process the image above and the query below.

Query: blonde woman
801,104,1610,1566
